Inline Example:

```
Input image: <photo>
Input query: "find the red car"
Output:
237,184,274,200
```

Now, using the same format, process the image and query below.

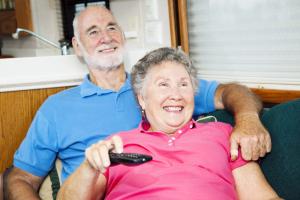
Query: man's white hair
72,6,126,70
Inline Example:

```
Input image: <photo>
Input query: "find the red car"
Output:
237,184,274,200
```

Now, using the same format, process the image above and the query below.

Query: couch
200,98,300,200
2,99,300,200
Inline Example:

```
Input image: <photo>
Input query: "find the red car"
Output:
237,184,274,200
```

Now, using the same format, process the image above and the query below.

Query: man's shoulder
46,85,80,102
40,85,81,110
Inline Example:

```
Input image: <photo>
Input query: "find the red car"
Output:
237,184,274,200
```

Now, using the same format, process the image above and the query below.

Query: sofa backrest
204,99,300,200
260,99,300,200
0,173,3,200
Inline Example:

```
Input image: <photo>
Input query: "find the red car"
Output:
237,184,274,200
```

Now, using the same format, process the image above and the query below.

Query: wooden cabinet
0,9,16,34
0,0,33,35
0,87,69,173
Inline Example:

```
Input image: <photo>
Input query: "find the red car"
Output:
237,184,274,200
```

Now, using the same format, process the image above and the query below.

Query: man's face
74,7,125,69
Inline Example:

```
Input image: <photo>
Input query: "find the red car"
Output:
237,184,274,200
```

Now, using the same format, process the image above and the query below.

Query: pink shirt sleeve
216,122,249,170
230,149,248,170
225,124,248,170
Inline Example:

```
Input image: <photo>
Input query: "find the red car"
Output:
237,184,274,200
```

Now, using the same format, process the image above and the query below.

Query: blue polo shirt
14,75,218,182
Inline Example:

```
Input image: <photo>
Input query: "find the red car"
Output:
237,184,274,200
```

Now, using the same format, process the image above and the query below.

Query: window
60,0,110,45
169,0,300,103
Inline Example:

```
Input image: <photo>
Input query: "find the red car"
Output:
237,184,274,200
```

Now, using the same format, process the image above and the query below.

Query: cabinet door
0,0,32,35
15,0,33,31
0,10,16,34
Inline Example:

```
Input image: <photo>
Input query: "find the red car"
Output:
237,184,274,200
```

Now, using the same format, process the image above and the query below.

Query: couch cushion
203,104,300,199
0,173,3,200
200,110,235,125
196,115,218,123
260,99,300,200
39,159,62,200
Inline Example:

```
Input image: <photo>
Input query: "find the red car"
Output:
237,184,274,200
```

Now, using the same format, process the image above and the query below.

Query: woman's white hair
131,47,199,98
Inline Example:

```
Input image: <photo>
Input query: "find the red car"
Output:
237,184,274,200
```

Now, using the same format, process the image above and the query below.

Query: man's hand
85,135,123,173
230,113,272,161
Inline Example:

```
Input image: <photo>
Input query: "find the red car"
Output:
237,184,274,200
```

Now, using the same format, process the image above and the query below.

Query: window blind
187,0,300,90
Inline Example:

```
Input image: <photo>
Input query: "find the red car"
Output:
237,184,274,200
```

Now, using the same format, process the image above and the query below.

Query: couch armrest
39,159,62,200
0,172,3,200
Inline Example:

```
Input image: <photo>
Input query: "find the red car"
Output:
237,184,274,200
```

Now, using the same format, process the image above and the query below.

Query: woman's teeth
163,106,183,112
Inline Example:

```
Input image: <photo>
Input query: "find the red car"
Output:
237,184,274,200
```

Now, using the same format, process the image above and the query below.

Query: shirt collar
80,73,132,98
139,120,196,135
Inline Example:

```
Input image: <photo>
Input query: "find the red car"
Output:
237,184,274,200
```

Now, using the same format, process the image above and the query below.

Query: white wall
1,0,171,71
2,0,63,57
110,0,171,71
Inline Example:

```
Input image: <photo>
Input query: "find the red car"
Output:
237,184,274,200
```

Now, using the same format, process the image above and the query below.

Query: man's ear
72,37,83,57
137,94,146,110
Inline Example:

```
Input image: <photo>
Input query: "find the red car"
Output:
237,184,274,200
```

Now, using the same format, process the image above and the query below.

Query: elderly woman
57,47,281,200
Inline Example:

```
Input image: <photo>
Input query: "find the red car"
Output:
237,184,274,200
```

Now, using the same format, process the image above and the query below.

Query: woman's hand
85,135,123,173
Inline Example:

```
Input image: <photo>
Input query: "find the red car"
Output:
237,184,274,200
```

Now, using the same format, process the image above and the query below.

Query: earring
141,109,147,121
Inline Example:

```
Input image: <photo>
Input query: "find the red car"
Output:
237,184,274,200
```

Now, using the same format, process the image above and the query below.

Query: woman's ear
137,94,146,110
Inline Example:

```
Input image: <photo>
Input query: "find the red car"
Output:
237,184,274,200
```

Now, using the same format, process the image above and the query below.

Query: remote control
109,152,152,165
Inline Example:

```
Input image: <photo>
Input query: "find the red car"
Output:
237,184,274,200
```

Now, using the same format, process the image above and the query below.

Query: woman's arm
57,161,107,200
232,162,282,200
57,136,123,200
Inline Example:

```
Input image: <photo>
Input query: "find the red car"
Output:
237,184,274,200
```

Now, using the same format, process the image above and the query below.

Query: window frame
168,0,300,104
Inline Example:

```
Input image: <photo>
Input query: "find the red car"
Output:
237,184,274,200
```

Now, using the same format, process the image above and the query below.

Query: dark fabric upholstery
203,110,235,126
204,99,300,200
49,167,60,200
0,173,3,200
260,99,300,200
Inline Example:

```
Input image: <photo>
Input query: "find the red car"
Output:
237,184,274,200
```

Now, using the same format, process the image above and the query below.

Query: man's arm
4,167,44,200
214,83,271,161
233,162,282,200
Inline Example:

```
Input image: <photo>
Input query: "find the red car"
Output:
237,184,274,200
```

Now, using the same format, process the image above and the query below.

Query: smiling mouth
163,106,183,112
98,47,117,53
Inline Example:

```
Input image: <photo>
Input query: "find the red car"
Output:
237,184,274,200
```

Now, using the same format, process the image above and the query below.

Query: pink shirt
104,121,247,200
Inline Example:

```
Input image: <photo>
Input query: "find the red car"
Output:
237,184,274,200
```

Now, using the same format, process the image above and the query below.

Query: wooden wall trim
168,0,189,52
251,88,300,105
177,0,189,54
168,0,178,48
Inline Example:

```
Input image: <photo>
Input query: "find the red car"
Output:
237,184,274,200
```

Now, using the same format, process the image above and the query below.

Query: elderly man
5,6,270,199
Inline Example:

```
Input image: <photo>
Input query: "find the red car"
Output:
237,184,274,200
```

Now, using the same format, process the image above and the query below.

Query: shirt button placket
116,94,124,112
168,136,176,146
168,139,173,146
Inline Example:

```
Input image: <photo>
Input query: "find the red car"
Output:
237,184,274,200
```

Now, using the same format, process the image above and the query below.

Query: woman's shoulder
195,121,233,136
109,127,141,141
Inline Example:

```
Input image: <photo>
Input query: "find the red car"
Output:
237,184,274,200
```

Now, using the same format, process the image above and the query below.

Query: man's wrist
235,112,260,124
236,112,259,119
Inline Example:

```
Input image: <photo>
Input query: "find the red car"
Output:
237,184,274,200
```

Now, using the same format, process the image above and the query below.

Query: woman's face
138,61,195,134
